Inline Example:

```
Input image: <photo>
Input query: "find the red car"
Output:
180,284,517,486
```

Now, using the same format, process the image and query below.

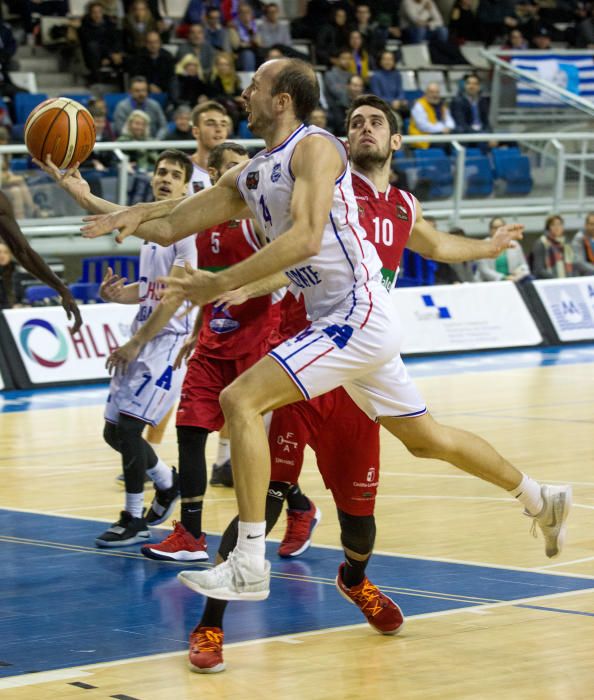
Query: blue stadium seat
9,157,29,171
79,256,139,285
69,282,100,303
25,285,60,304
496,154,533,195
103,93,127,121
237,119,253,138
398,249,438,287
62,94,91,107
465,154,494,197
491,147,522,179
415,149,454,198
151,92,169,110
14,93,48,125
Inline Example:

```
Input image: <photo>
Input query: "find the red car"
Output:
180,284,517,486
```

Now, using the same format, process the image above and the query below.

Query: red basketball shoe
188,626,225,674
141,521,208,562
335,563,405,635
278,499,321,558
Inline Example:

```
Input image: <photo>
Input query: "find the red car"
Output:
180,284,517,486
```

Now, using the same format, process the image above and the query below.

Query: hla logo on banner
18,318,121,368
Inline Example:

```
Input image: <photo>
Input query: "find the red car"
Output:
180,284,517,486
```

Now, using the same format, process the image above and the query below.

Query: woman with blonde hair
118,110,157,203
172,53,210,107
208,52,244,131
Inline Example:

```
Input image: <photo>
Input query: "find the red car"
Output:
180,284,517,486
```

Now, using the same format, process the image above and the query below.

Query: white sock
215,438,231,467
125,492,144,519
146,458,172,490
509,473,543,516
236,521,266,569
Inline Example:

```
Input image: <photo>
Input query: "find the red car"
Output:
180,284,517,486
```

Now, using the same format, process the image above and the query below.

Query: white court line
2,586,593,690
540,555,594,570
0,668,92,690
379,472,594,488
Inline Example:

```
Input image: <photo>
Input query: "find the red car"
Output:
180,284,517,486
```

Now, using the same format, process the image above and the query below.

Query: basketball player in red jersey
185,94,550,672
140,142,278,562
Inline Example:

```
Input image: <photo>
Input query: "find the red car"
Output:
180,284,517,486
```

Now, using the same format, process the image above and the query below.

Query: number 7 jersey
236,124,382,322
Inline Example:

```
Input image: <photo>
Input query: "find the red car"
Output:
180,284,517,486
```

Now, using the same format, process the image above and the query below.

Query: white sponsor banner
3,304,137,385
533,276,594,342
394,281,542,354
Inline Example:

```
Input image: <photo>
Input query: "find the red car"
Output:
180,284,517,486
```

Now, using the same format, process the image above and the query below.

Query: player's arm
81,162,252,245
407,200,524,263
214,271,288,310
160,136,343,307
174,306,203,370
0,191,83,332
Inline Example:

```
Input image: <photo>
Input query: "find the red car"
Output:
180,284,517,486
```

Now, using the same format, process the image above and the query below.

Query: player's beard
351,141,391,172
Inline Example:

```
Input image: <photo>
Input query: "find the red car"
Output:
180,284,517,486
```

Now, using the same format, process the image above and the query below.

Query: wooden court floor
1,351,594,700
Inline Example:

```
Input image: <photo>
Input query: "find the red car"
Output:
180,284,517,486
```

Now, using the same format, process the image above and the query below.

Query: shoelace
160,521,188,546
349,579,387,618
193,628,223,653
284,510,311,542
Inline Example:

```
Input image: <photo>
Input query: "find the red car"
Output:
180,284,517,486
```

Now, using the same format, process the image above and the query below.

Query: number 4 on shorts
322,324,353,349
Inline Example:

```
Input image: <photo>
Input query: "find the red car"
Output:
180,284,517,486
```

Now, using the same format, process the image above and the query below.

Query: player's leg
145,406,174,446
268,403,321,558
210,423,233,488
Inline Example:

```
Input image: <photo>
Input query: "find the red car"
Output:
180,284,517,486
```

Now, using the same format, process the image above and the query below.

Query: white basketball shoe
530,484,572,558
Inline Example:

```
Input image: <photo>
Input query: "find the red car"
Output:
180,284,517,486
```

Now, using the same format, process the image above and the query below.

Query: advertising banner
532,276,594,342
395,282,542,354
3,304,137,385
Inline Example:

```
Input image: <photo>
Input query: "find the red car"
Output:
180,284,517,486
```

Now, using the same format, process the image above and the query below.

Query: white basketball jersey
236,124,382,320
188,163,211,195
131,236,198,337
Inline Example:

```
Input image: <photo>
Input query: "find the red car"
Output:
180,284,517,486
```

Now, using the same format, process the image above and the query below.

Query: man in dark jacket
129,31,175,96
450,73,495,148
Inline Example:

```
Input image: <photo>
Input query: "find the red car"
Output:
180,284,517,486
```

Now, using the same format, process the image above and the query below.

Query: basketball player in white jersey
38,149,197,547
82,60,571,598
188,101,231,195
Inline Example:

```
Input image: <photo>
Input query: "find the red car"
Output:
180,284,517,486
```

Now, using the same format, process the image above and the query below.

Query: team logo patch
396,204,409,221
270,163,281,182
192,182,206,193
246,171,260,189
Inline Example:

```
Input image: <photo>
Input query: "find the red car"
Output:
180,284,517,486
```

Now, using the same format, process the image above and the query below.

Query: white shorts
269,281,426,421
104,332,188,427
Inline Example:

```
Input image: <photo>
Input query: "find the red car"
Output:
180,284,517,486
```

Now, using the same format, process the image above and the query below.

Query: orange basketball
25,97,96,169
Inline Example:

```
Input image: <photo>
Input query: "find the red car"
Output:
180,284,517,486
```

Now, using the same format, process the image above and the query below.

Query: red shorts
268,387,380,516
176,340,269,431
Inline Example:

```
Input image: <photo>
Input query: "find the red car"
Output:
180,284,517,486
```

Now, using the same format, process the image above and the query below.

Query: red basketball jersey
275,171,417,342
196,219,274,359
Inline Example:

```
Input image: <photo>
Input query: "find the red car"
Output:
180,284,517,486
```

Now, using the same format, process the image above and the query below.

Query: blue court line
1,509,593,678
1,344,593,414
516,604,594,618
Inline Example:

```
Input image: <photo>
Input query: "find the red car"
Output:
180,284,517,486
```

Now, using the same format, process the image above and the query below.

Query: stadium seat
103,93,127,121
401,44,432,69
416,70,448,94
464,154,494,197
237,120,253,139
14,93,48,125
494,153,533,195
8,157,29,171
25,285,60,304
491,147,522,179
151,92,169,110
69,282,100,303
63,94,91,106
238,71,254,91
80,256,140,285
415,149,454,198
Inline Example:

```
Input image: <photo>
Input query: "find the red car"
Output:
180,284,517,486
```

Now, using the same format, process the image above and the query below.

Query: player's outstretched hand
490,223,524,256
159,262,219,307
213,286,249,311
173,335,197,370
99,266,128,302
33,156,90,203
61,289,83,334
106,338,141,375
81,207,143,242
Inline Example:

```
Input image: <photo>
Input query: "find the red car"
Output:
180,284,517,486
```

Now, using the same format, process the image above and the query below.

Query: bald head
268,58,319,121
425,82,442,104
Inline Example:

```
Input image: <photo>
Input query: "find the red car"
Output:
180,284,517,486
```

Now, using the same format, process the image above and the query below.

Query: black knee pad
337,509,376,556
117,413,146,442
103,421,120,451
177,425,209,498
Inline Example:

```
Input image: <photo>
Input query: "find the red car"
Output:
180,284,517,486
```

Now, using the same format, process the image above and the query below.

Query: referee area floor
1,344,594,699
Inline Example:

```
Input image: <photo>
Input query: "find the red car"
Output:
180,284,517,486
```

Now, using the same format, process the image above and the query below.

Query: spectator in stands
450,73,495,148
477,0,518,45
229,3,263,71
369,50,408,116
346,30,371,82
316,7,352,67
0,240,24,308
99,1,125,24
78,2,124,85
400,0,448,44
309,106,328,129
87,105,117,171
0,21,23,124
575,6,594,49
434,228,478,284
448,0,476,45
176,23,216,75
113,76,168,137
475,217,531,282
208,51,245,131
258,3,292,50
354,4,387,57
324,49,354,132
532,214,575,279
129,30,175,96
123,0,159,54
181,0,209,26
571,212,594,275
530,25,552,50
0,127,38,219
163,105,194,143
118,110,158,203
408,82,455,149
171,54,210,108
204,7,231,52
502,28,529,50
0,21,16,68
333,74,364,136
